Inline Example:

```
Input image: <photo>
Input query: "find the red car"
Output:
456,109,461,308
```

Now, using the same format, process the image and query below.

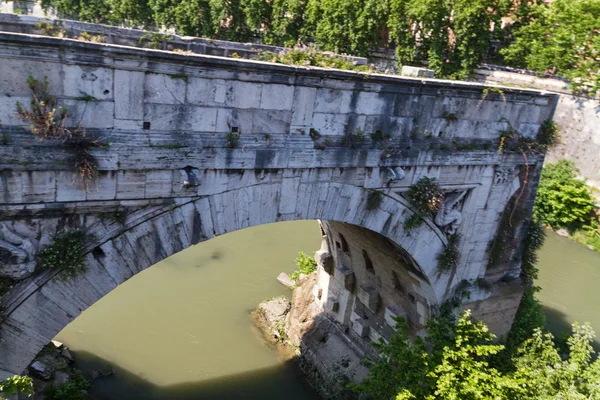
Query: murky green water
55,220,322,400
55,221,600,399
537,231,600,343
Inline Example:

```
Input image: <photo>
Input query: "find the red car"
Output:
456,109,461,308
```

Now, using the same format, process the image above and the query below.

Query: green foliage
501,0,600,94
520,217,546,283
437,233,461,272
37,230,90,279
356,310,600,400
225,132,240,148
138,32,173,49
45,369,89,400
257,46,371,72
536,119,559,148
0,375,34,399
290,251,317,280
534,160,597,231
388,0,508,79
16,75,70,140
406,177,444,214
1,133,9,145
366,190,383,211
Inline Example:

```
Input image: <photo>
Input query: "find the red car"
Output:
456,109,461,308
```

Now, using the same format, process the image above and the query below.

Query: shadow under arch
0,181,449,377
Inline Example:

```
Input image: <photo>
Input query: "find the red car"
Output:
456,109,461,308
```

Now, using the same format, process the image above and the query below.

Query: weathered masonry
0,31,557,379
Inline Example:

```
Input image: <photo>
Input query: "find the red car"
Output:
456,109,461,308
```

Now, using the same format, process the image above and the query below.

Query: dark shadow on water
543,305,600,351
70,350,322,400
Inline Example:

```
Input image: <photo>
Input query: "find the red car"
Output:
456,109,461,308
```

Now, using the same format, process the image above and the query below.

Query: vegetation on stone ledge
290,252,317,280
16,75,102,190
37,231,91,280
45,369,89,400
256,46,371,72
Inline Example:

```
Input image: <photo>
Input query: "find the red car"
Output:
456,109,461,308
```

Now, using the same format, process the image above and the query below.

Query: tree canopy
355,310,600,400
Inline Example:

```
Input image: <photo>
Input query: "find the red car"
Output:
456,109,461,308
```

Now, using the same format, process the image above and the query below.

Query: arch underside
0,181,447,378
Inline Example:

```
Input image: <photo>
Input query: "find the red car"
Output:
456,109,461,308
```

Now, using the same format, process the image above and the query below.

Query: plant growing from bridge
437,233,461,272
16,76,70,140
404,177,444,231
290,252,317,280
225,132,240,148
366,190,383,211
16,75,103,190
37,230,91,280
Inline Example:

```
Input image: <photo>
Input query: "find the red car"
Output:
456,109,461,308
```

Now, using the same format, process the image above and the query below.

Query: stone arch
0,181,448,378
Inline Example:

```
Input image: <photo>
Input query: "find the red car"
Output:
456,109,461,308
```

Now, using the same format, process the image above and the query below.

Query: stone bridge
0,31,557,378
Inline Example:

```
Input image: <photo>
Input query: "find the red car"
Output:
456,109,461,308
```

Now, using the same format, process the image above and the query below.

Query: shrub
366,190,383,211
406,177,444,214
437,233,461,272
534,160,597,231
45,369,89,400
256,46,372,72
37,231,90,279
16,76,71,140
290,252,317,280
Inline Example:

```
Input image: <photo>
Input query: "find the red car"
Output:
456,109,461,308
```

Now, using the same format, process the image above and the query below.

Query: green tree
0,375,34,399
304,0,388,56
149,0,215,37
356,310,600,399
501,0,600,94
533,160,597,231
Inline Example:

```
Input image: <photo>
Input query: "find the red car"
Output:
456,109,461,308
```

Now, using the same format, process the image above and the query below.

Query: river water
55,220,323,399
55,222,600,399
536,231,600,344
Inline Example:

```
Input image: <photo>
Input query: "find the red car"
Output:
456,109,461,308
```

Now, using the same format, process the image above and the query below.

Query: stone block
55,171,85,202
63,64,113,100
352,317,370,338
225,80,262,109
384,304,407,327
0,95,30,126
314,88,353,114
252,110,292,134
187,77,225,105
182,106,218,132
116,170,146,199
260,84,294,111
145,170,173,198
335,264,355,291
357,284,379,311
291,86,317,128
64,100,115,129
21,171,56,203
215,108,254,134
114,70,144,120
0,59,63,96
354,91,389,115
311,113,349,136
315,249,334,275
144,72,186,104
401,66,435,78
